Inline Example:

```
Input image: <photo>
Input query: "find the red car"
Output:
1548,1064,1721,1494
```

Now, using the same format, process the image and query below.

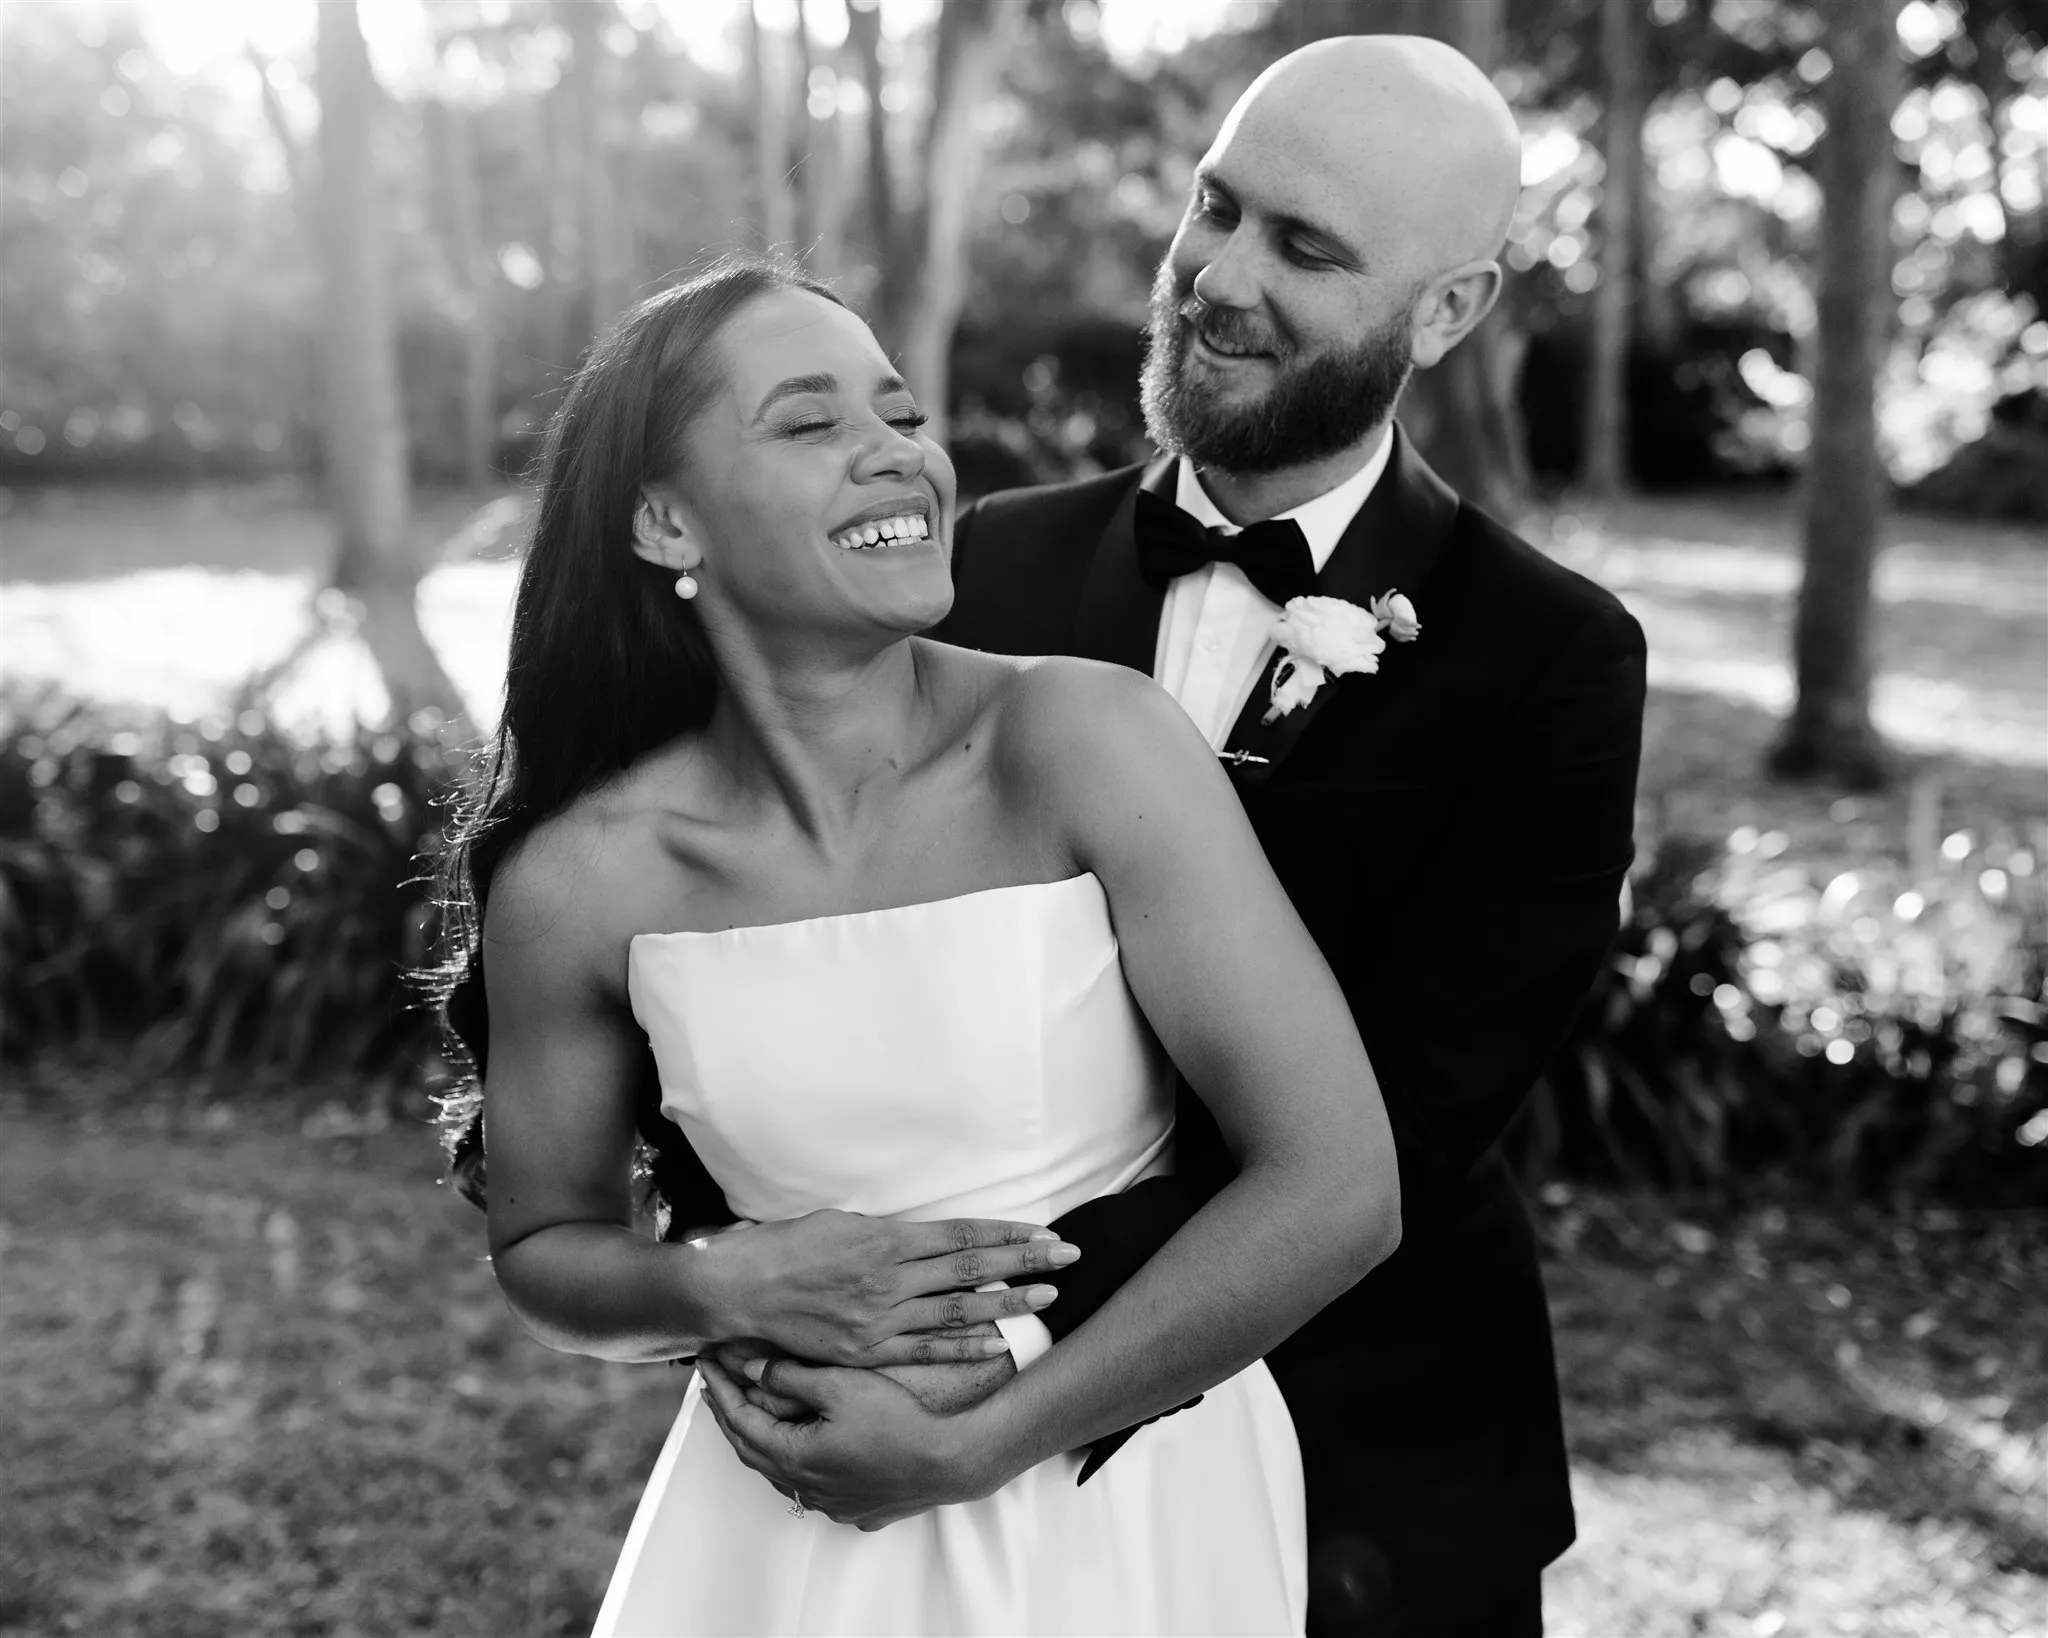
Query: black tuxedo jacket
936,431,1647,1605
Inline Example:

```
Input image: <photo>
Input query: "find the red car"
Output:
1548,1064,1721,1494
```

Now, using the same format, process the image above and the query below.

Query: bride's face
663,289,957,642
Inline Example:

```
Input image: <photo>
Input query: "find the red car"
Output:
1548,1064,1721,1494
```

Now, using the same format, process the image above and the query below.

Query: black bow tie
1133,488,1317,607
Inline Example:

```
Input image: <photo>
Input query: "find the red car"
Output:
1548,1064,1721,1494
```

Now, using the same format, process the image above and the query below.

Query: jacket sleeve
1044,600,1647,1478
1370,601,1645,1219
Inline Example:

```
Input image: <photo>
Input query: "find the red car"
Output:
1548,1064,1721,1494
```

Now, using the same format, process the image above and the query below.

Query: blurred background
1,1,2044,1634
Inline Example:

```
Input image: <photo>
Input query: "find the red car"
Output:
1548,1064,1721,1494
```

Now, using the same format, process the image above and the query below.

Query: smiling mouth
1189,322,1273,362
828,511,933,551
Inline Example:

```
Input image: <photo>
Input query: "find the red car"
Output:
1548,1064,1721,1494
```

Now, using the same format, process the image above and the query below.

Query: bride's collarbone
630,805,1042,938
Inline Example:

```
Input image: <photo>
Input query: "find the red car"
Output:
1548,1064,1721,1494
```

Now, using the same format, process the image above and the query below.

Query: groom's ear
1408,260,1503,370
629,486,706,574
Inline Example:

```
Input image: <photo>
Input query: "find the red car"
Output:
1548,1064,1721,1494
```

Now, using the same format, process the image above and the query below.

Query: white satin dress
591,874,1305,1636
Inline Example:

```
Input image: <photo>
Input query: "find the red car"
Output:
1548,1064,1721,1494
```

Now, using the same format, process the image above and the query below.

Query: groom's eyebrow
1273,206,1362,266
1195,164,1363,267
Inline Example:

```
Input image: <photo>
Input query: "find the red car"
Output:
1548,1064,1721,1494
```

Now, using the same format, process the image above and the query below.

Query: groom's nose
1189,227,1261,313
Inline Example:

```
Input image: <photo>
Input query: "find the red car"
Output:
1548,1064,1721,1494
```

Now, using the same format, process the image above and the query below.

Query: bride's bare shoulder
975,651,1206,790
484,768,676,978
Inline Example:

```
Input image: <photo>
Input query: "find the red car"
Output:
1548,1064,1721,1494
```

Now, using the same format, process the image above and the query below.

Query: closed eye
779,409,928,439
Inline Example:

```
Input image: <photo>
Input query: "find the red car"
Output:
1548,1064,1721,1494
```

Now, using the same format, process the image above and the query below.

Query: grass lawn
2,1089,2042,1638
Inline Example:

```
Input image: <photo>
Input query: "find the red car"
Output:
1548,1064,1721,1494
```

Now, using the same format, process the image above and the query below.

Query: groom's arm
1369,599,1645,1210
1030,598,1646,1351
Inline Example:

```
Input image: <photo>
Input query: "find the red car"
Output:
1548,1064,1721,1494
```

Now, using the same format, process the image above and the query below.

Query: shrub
0,688,462,1088
8,686,2045,1205
1519,824,2048,1205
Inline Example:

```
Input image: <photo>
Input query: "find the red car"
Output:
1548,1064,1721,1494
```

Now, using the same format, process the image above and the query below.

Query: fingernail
1029,1228,1059,1241
981,1337,1013,1356
742,1358,766,1383
1047,1242,1081,1265
1027,1285,1058,1306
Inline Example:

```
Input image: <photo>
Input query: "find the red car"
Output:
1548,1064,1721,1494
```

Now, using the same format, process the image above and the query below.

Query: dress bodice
627,874,1175,1226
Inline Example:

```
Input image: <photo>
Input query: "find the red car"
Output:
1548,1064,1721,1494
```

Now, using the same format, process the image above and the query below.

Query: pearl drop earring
673,570,698,600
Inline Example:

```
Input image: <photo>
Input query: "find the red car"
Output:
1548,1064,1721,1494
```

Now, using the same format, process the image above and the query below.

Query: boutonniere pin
1263,591,1421,723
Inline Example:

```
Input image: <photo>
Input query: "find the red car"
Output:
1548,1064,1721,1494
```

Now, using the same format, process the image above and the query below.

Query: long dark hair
431,254,846,1228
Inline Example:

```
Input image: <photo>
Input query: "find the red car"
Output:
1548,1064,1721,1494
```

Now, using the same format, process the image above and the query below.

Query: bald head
1142,35,1523,500
1213,35,1523,275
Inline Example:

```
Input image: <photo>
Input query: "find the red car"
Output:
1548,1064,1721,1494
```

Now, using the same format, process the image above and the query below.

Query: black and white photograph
2,0,2045,1633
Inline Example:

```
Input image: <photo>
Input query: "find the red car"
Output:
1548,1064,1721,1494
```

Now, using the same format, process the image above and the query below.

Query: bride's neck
701,635,931,840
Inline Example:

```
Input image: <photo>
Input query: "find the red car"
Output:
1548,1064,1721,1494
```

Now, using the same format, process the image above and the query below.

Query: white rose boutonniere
1369,590,1422,643
1262,590,1420,724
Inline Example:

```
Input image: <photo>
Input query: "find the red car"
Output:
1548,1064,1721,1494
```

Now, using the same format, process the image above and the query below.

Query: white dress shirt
1152,432,1395,749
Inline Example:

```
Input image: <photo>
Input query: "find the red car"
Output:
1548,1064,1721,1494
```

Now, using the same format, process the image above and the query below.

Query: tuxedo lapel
1072,459,1175,672
1220,426,1461,785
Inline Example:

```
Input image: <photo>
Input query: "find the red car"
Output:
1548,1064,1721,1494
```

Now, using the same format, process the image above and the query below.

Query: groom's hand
706,1327,1017,1420
876,1343,1017,1415
696,1355,1010,1531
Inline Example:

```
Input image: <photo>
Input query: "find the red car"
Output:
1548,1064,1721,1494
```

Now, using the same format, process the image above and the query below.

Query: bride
437,256,1401,1636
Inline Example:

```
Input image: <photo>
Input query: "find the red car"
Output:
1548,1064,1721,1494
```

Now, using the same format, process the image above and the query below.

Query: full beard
1138,262,1413,475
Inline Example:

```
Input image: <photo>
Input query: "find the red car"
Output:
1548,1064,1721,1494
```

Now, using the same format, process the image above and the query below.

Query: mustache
1173,293,1286,359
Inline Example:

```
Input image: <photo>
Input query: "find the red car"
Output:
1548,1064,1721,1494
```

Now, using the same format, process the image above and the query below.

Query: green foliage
3,0,2042,497
1905,387,2048,520
0,690,460,1084
6,690,2043,1205
1519,828,2048,1204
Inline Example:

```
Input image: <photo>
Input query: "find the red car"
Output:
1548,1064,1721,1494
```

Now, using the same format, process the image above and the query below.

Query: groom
707,35,1645,1637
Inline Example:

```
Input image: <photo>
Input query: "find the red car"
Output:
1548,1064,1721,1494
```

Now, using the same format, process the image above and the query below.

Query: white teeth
831,513,929,550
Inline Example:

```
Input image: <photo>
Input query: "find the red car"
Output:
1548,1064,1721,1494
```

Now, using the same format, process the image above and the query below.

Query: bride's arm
478,822,1072,1366
698,659,1398,1510
957,660,1402,1463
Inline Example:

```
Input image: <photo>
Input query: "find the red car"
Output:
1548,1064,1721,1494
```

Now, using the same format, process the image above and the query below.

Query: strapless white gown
591,874,1305,1636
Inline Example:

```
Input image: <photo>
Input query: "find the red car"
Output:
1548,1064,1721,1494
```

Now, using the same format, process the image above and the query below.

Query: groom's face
1140,110,1422,475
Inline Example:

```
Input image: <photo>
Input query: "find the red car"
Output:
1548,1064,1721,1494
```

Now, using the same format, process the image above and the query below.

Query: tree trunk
898,0,1025,446
434,97,497,490
846,0,896,331
793,0,848,278
1768,0,1902,789
790,2,818,257
563,1,627,343
1377,0,1531,522
315,0,463,726
747,0,795,250
1632,132,1681,354
1582,0,1641,497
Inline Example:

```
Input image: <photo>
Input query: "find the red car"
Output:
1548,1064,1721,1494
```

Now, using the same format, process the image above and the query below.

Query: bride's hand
694,1210,1074,1367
